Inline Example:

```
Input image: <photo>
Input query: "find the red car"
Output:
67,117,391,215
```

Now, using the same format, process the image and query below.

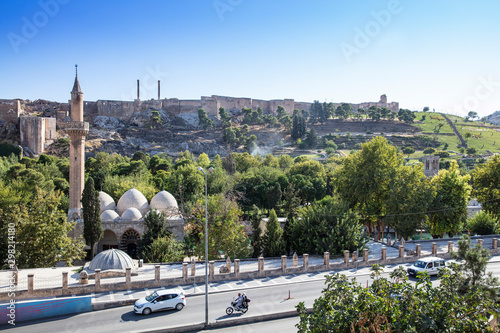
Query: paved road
4,259,500,333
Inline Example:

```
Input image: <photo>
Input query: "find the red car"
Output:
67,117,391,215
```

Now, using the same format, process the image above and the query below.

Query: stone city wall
19,117,57,155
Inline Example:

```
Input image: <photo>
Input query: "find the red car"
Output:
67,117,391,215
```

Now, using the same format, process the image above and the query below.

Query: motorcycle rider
235,293,244,309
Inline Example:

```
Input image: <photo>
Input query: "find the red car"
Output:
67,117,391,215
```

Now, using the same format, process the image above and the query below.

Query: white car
407,257,446,277
134,288,186,315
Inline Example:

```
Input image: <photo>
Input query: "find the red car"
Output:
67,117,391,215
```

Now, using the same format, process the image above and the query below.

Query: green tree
138,209,171,259
472,154,500,218
333,137,404,239
250,205,263,257
143,234,185,263
3,188,85,268
467,211,499,235
305,128,318,148
428,160,471,236
186,193,250,259
82,177,102,259
290,196,362,255
402,146,415,157
262,209,284,257
198,108,214,129
219,107,232,127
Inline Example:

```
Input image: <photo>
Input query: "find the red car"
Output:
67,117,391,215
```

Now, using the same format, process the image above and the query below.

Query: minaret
67,65,89,220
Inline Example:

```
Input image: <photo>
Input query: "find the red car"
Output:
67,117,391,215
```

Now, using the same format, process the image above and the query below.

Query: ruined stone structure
19,117,56,155
423,155,440,177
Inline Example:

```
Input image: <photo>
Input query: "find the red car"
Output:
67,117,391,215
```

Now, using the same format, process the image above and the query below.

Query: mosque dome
121,207,142,221
150,190,178,213
117,188,149,215
88,249,134,271
100,210,120,222
99,191,116,214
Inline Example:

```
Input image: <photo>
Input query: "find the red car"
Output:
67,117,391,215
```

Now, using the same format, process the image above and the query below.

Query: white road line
127,290,133,299
253,280,263,286
109,291,115,301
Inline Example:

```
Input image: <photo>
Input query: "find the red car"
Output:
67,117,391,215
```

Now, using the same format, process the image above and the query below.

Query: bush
423,147,436,154
0,143,22,158
467,211,499,235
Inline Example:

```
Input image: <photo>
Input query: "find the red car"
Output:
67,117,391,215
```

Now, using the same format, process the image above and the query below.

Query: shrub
467,211,499,235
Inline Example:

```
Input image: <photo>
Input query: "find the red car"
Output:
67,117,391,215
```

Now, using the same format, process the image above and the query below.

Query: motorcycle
226,297,251,315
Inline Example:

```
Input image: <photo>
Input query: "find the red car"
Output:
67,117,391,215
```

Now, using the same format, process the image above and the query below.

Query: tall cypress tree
262,209,284,257
82,177,103,259
250,205,263,258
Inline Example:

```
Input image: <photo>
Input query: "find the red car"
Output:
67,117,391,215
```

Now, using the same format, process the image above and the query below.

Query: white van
407,257,446,277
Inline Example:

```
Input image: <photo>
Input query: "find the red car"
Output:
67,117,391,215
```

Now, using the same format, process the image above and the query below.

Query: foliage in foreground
297,236,499,332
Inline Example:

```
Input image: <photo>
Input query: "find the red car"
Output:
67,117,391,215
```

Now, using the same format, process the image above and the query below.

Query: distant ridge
485,110,500,125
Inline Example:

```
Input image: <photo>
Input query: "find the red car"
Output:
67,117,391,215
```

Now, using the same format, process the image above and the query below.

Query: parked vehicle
226,296,251,315
134,288,186,315
407,257,446,277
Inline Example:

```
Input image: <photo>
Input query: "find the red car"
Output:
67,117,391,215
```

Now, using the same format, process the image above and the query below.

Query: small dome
99,191,116,213
88,249,134,271
116,188,149,215
150,190,178,213
100,210,120,222
121,207,142,221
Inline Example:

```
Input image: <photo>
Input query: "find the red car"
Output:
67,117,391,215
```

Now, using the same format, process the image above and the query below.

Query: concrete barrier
0,296,91,325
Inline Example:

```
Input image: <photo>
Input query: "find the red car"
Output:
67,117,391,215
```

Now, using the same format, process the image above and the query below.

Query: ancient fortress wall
19,117,56,155
0,99,21,124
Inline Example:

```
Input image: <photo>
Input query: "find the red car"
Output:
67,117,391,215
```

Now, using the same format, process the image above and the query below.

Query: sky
1,0,500,118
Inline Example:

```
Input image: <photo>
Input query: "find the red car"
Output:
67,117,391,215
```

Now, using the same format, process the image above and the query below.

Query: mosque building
65,69,184,258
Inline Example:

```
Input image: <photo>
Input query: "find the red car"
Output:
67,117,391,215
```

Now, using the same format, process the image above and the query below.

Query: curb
132,308,312,333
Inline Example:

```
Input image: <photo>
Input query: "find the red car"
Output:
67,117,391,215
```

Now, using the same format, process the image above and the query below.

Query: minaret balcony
62,121,89,135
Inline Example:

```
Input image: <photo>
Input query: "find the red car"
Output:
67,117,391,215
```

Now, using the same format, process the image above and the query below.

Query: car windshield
145,292,159,302
414,261,426,268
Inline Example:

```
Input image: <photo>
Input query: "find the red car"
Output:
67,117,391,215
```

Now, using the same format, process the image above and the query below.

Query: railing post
95,269,101,291
258,257,264,276
226,257,231,273
432,242,437,255
28,274,34,293
126,267,131,285
416,244,421,258
155,265,160,284
324,252,330,269
381,247,387,262
399,245,404,258
493,238,498,250
344,250,350,264
293,252,298,267
234,259,240,278
13,269,18,286
182,263,188,282
363,248,369,262
478,239,483,248
448,241,453,253
209,261,215,281
62,272,68,291
303,254,309,272
281,255,287,273
352,252,358,262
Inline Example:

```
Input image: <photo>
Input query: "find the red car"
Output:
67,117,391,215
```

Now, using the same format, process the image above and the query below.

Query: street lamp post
198,166,210,327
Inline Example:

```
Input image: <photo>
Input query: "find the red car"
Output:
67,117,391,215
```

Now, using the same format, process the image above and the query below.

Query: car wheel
142,308,152,315
175,303,184,311
226,307,233,315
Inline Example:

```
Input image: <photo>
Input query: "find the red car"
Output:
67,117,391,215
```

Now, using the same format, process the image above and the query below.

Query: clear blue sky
1,0,499,118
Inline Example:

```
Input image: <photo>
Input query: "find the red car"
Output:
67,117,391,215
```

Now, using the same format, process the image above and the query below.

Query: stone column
448,241,453,253
381,247,387,262
493,238,498,250
416,244,421,258
226,257,231,273
432,242,437,255
399,245,404,258
258,257,264,276
155,265,160,283
126,268,131,285
281,255,287,273
363,249,369,262
387,234,391,246
478,239,483,248
191,258,195,276
28,274,34,293
303,254,309,272
95,269,101,291
324,252,330,269
344,250,350,264
234,259,240,278
352,252,358,262
62,272,68,291
293,252,298,267
182,263,188,282
209,261,215,281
